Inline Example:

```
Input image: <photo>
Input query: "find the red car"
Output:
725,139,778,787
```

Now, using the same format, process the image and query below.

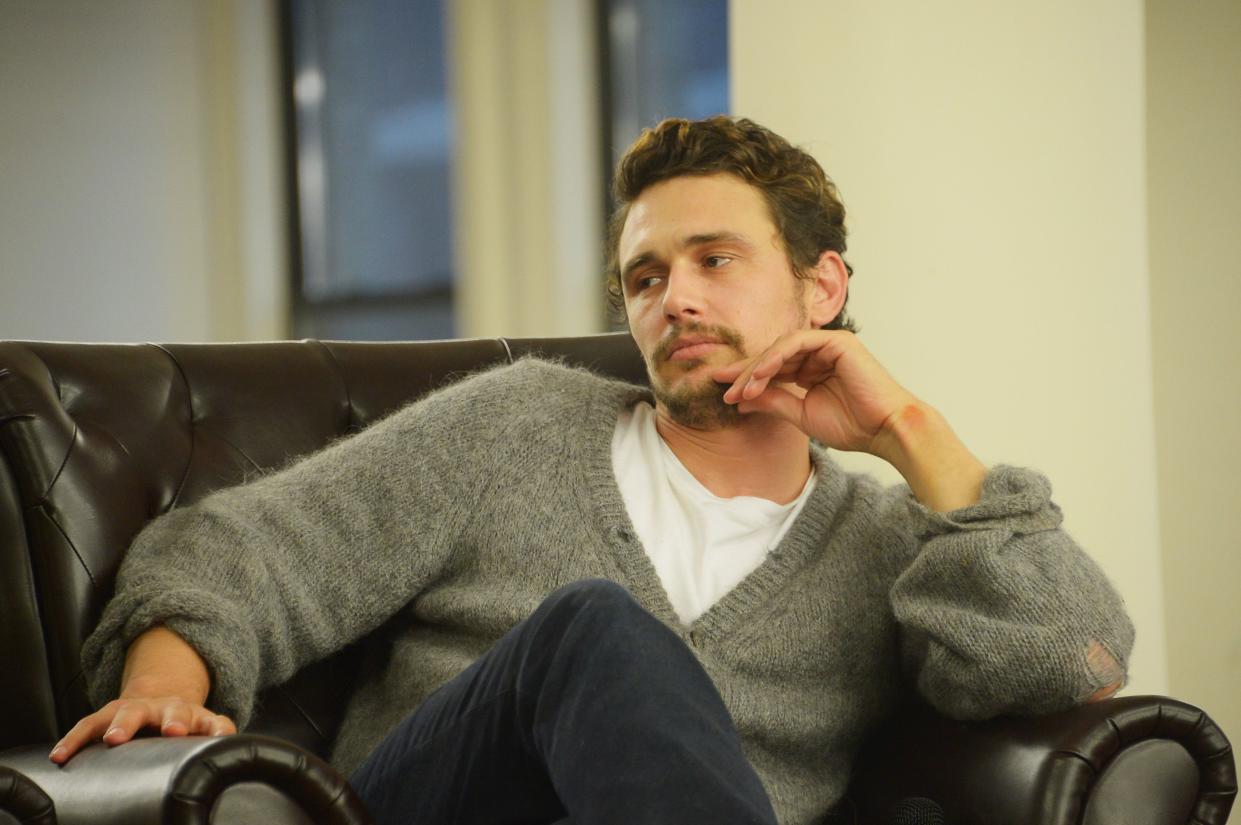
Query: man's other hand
49,696,236,764
49,625,227,764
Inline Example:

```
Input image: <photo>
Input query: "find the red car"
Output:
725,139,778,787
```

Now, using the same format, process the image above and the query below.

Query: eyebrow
620,231,754,283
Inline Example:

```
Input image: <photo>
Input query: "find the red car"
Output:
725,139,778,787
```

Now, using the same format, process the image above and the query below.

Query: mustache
653,322,746,363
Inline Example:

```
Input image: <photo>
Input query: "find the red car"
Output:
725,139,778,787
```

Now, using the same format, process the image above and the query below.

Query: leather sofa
0,333,1234,825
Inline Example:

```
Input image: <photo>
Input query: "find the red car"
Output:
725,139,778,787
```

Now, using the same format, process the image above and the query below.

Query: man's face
618,173,815,428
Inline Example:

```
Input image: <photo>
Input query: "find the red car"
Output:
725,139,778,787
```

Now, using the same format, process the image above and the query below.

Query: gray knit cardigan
81,358,1135,825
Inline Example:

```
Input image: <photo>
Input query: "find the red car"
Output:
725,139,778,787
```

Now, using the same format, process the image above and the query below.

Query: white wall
730,0,1168,695
1147,0,1241,751
0,0,286,343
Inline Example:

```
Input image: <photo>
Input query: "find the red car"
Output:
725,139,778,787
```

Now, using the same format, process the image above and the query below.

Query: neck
654,404,812,504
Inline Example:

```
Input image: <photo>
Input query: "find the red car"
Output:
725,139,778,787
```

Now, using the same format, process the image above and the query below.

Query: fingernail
104,727,121,740
49,745,66,761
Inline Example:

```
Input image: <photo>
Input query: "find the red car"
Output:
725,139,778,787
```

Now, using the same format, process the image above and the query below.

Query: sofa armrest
0,763,55,824
846,695,1236,825
0,735,372,825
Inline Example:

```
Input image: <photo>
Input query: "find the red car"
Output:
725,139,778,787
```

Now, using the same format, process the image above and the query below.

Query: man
52,117,1132,825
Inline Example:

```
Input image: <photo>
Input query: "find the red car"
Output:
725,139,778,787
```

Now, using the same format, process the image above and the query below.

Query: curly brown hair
606,116,857,332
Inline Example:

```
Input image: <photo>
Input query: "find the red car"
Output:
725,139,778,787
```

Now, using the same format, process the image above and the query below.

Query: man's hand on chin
712,330,987,513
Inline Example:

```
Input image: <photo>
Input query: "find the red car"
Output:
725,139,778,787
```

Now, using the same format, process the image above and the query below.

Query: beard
647,322,748,429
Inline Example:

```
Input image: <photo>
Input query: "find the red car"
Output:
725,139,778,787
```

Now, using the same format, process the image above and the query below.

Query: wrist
870,402,924,462
120,672,209,705
119,626,212,705
871,401,987,512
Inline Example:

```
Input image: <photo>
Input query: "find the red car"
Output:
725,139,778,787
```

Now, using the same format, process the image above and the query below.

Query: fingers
103,700,155,745
715,349,788,403
49,699,236,764
160,701,193,736
50,706,116,763
735,383,804,424
717,330,846,404
189,708,236,737
210,714,238,736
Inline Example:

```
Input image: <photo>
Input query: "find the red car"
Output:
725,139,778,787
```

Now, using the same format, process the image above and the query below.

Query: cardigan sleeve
887,465,1135,720
79,362,521,729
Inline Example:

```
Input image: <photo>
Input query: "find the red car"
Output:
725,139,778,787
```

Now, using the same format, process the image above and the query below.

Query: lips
668,339,722,361
653,324,746,366
662,335,725,362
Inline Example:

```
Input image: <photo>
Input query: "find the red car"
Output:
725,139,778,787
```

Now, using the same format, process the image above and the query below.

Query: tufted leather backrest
0,334,645,755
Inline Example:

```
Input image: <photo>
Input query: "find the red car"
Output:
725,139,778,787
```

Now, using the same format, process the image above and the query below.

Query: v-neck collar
577,379,850,643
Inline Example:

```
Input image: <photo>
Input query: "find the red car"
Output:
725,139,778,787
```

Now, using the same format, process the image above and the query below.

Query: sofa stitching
277,684,330,746
151,344,196,512
311,339,355,432
37,503,97,588
36,419,77,505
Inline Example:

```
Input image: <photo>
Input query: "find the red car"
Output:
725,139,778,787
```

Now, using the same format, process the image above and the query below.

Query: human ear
806,250,849,328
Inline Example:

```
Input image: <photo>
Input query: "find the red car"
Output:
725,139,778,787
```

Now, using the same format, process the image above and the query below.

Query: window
281,1,729,340
601,0,730,166
284,0,455,340
598,0,729,329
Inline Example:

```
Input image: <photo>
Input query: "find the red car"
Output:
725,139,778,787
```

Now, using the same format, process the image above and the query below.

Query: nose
661,263,706,322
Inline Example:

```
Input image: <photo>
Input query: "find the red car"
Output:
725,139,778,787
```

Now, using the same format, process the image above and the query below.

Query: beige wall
1147,0,1241,749
730,0,1169,694
0,0,285,343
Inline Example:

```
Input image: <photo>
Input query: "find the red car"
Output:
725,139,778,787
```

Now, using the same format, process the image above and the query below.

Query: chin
651,374,741,429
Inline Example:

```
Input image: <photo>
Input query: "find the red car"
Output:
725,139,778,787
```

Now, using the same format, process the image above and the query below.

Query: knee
546,575,640,607
537,578,651,629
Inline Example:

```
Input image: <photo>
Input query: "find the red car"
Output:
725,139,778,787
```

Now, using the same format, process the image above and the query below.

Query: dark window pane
605,0,730,164
288,0,454,339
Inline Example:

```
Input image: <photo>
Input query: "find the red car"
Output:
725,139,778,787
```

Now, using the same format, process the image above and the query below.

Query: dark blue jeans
349,579,778,825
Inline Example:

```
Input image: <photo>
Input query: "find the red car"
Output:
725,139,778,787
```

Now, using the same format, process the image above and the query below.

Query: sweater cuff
80,587,260,729
903,464,1064,539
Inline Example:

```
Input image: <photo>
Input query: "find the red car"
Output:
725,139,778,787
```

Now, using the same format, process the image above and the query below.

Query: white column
448,0,605,338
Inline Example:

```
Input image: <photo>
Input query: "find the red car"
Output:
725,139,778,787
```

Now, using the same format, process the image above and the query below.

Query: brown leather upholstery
848,695,1235,824
0,334,1234,825
0,764,54,825
1,733,368,825
0,335,643,755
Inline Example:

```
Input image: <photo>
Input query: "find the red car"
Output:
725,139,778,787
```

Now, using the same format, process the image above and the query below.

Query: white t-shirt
611,401,816,627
